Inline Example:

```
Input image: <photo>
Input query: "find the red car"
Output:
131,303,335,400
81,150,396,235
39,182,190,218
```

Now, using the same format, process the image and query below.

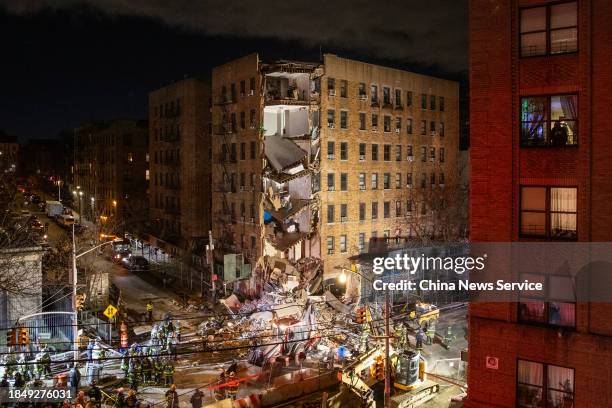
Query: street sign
103,304,118,319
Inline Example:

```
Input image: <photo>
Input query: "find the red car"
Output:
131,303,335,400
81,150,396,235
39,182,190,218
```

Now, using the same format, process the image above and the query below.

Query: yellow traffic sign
103,304,118,319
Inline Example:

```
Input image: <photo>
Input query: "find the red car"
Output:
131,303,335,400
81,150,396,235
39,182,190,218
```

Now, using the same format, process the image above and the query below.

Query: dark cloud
0,0,467,70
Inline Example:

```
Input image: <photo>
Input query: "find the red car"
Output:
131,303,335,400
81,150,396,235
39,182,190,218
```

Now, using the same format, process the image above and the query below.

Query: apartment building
467,0,612,406
73,120,148,233
0,132,19,173
211,54,460,278
148,78,212,253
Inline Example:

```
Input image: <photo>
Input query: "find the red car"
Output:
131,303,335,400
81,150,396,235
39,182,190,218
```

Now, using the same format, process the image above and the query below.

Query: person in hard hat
146,301,154,322
226,372,239,400
174,320,181,342
163,361,174,386
190,388,204,408
165,384,179,408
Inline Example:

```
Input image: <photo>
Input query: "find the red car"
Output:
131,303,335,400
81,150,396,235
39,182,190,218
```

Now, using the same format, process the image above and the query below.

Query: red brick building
467,0,612,407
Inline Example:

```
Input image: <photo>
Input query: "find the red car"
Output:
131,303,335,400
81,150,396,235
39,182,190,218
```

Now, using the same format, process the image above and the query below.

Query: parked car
113,249,132,264
57,214,75,228
121,255,149,272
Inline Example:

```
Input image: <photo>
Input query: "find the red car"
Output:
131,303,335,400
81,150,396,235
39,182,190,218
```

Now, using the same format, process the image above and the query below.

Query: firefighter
127,361,139,391
146,301,154,322
163,361,174,386
41,348,52,378
214,370,226,401
165,384,179,408
226,372,239,400
142,357,152,385
174,320,181,342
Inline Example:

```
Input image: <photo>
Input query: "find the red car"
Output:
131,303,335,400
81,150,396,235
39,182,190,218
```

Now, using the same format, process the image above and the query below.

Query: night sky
0,0,467,141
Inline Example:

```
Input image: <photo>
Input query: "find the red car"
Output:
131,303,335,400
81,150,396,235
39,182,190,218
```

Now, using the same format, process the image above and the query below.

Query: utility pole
384,291,391,408
207,230,216,303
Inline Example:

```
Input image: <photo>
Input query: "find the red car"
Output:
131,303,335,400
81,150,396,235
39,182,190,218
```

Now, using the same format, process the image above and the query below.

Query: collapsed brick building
211,54,461,281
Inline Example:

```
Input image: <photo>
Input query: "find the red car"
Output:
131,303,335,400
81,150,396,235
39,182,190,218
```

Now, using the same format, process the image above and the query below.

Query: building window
395,117,402,133
395,173,401,189
340,204,348,223
407,91,413,107
383,87,391,106
421,173,427,189
430,172,436,186
520,2,578,57
396,145,402,161
327,109,335,128
430,121,436,133
372,114,379,131
406,200,412,214
430,147,436,162
340,142,348,160
250,109,256,129
439,122,445,137
371,84,379,105
421,93,427,109
407,173,413,187
517,360,574,408
359,112,366,130
359,143,366,161
327,78,336,95
420,120,427,135
359,173,366,190
440,96,445,112
340,235,347,253
384,116,391,132
340,173,348,191
383,202,390,218
327,236,335,255
439,172,445,185
327,141,335,160
520,95,578,147
327,173,335,191
327,204,335,223
340,111,348,129
383,173,390,190
421,146,427,162
372,144,378,161
407,118,413,134
371,173,378,190
395,89,402,108
240,80,246,96
249,77,255,93
395,200,401,217
520,186,577,239
359,233,366,252
518,274,576,328
372,202,378,219
340,80,348,98
359,83,367,98
440,147,445,163
430,95,436,110
359,203,366,221
250,141,256,159
240,142,246,160
240,111,246,130
384,145,391,161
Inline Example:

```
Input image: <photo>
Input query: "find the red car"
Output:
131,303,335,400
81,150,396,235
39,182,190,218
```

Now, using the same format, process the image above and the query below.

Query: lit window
520,2,577,57
520,186,577,239
521,95,578,147
517,360,574,407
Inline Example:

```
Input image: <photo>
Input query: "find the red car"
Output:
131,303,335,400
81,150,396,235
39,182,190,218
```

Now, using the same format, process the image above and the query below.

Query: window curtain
560,95,578,139
518,360,544,386
550,188,577,236
547,365,574,407
522,98,546,142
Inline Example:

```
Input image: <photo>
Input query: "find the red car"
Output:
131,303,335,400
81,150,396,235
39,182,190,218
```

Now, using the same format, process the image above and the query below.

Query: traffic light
19,327,29,346
6,328,16,347
75,293,86,310
355,307,366,324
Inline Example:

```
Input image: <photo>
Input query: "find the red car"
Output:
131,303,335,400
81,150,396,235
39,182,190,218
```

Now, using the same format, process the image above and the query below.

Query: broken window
340,80,348,98
359,173,366,190
340,142,348,160
359,203,366,220
340,173,348,191
384,145,390,161
372,144,378,161
395,117,402,133
359,143,366,161
327,110,335,128
327,172,335,191
341,204,348,223
340,111,348,129
327,236,334,254
384,173,390,189
383,87,391,105
396,145,402,161
384,116,391,132
396,173,401,189
371,173,378,190
395,89,402,107
384,202,390,218
372,202,378,219
359,113,366,130
340,235,347,252
327,205,335,223
372,114,379,130
327,141,335,160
